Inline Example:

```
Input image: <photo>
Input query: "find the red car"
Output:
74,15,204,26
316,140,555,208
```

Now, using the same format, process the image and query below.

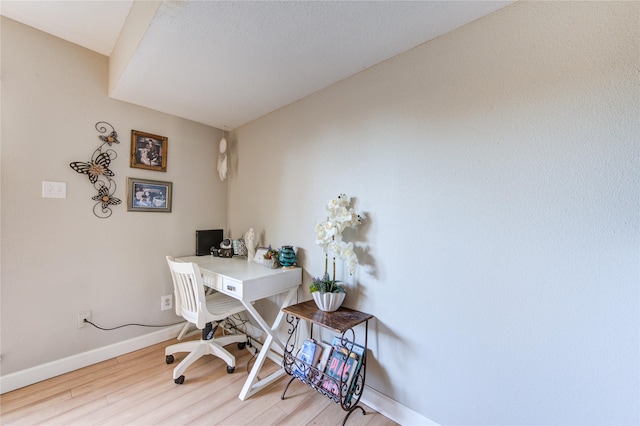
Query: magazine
321,336,365,400
294,339,321,379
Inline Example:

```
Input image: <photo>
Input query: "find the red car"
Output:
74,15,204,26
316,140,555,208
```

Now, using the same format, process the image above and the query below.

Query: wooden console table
281,300,374,425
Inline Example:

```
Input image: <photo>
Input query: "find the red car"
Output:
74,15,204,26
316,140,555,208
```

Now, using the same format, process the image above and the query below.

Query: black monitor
195,229,224,256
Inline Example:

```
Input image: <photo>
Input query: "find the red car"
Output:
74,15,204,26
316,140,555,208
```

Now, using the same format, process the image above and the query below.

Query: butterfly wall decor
69,121,122,218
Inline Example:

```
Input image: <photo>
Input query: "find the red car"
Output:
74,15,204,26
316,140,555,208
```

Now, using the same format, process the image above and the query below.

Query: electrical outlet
77,310,91,328
161,295,173,311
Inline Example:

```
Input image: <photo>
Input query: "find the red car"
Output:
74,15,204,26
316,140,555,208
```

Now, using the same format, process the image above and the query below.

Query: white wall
228,2,639,425
1,17,226,374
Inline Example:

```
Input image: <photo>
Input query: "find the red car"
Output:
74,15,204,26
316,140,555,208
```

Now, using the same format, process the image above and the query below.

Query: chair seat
201,292,246,322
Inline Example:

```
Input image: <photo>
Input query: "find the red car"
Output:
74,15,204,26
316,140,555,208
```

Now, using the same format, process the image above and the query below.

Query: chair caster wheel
226,365,235,374
166,355,174,364
174,375,185,384
237,342,246,350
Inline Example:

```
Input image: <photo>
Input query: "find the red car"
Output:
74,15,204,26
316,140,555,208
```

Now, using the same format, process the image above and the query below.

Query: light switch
42,181,66,198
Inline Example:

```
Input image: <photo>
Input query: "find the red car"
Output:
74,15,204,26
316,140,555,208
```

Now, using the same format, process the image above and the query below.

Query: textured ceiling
1,1,514,130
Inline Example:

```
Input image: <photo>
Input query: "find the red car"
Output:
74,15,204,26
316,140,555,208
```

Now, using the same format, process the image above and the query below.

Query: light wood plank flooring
1,335,398,425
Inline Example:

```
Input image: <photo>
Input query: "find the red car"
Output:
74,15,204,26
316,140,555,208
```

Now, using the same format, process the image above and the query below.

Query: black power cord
83,319,184,331
83,312,251,333
85,315,267,376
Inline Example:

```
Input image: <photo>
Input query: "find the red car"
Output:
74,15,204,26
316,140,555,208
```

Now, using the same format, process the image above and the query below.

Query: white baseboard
0,324,438,425
0,324,184,394
361,386,439,425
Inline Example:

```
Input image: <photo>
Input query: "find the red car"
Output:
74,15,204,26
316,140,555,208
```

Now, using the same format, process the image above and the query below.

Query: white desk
176,255,301,400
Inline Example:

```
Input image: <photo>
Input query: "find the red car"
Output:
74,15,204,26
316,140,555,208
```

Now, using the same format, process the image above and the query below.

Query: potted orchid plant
311,194,364,311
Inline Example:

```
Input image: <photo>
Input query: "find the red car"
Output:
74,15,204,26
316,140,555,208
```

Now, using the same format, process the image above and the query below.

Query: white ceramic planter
312,291,346,312
263,258,278,268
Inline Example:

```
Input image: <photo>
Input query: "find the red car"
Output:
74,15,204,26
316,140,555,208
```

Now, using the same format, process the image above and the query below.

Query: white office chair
169,258,205,341
164,256,248,384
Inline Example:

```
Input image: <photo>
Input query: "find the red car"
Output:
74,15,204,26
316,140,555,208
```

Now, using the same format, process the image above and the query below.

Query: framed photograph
254,247,269,264
127,178,172,212
130,130,168,172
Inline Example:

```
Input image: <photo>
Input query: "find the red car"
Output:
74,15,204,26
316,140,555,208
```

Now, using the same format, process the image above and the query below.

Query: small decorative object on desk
311,193,365,312
279,245,297,268
245,228,257,262
263,245,280,268
237,238,248,256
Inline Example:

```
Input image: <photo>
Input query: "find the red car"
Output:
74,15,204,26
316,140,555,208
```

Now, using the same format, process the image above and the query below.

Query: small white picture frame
254,247,268,264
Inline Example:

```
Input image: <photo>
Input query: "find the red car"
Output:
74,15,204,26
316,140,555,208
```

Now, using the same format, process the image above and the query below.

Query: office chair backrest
166,256,183,317
166,256,208,328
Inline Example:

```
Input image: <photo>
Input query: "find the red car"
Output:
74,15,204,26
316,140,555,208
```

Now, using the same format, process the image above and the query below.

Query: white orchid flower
316,194,364,276
326,198,340,212
345,259,357,275
323,220,339,237
339,241,354,259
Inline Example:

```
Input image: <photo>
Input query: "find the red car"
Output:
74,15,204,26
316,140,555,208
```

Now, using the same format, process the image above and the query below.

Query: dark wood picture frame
126,177,172,213
130,130,168,172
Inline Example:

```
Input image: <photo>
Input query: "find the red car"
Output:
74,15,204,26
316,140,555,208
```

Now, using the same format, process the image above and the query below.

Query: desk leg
238,287,298,401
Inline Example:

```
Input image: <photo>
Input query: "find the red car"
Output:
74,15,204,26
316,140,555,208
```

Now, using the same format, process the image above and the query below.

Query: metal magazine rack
281,300,374,425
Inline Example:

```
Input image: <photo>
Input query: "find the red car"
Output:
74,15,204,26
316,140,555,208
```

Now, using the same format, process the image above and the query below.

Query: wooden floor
0,335,398,425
